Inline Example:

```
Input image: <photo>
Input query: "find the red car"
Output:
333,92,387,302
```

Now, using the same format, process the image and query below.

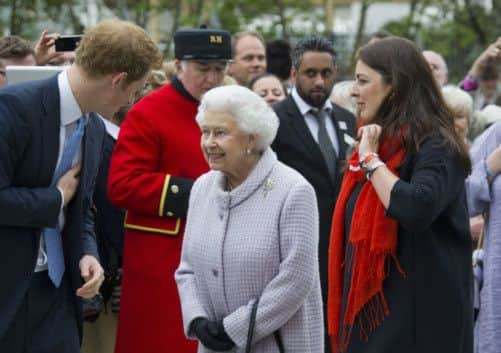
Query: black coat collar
171,76,198,103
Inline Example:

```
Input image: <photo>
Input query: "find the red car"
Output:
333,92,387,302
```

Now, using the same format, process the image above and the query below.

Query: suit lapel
330,105,355,162
285,96,343,187
285,96,324,161
40,76,61,185
80,113,98,190
65,113,100,232
330,110,346,160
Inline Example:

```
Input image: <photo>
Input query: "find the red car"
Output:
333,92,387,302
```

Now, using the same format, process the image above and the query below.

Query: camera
54,35,82,52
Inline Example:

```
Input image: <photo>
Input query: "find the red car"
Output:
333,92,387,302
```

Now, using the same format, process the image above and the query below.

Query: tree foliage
0,0,498,79
382,0,499,83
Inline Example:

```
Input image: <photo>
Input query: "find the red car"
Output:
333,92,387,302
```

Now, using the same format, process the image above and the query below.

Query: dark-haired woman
249,73,288,106
327,37,473,353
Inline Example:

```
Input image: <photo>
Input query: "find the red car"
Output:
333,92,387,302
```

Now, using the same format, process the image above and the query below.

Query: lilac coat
466,122,501,353
175,148,324,353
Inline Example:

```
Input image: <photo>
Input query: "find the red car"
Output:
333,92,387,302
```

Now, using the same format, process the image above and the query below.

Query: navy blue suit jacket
94,132,124,271
0,75,105,340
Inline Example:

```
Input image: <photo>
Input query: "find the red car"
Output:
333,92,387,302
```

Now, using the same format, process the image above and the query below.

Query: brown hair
357,37,470,173
75,19,162,84
0,36,34,60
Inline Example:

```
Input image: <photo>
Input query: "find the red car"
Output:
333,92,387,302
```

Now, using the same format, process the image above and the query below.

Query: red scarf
327,136,406,352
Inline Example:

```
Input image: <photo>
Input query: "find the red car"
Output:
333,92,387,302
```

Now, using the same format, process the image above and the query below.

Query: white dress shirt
99,115,120,140
35,69,85,271
291,88,340,155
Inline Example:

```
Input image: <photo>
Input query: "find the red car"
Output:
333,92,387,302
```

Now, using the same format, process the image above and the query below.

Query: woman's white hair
196,85,279,151
330,80,356,114
442,85,473,116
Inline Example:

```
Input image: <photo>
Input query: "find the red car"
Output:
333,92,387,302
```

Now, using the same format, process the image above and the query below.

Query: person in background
228,31,266,86
47,52,76,66
142,69,168,93
249,72,287,105
176,85,324,353
80,108,126,353
367,30,391,44
330,80,356,115
266,39,293,89
465,121,501,353
328,36,472,353
0,30,78,87
460,38,501,140
33,30,72,66
0,19,161,353
0,36,36,86
272,36,356,353
460,37,501,102
442,85,474,146
223,74,237,85
471,65,500,110
108,27,232,353
162,60,177,82
81,67,166,353
441,85,486,243
470,104,501,141
422,50,448,86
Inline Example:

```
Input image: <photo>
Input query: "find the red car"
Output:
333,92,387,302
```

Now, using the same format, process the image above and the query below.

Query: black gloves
191,318,235,351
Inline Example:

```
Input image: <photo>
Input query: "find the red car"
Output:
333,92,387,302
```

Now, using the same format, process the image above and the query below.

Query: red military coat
108,81,208,353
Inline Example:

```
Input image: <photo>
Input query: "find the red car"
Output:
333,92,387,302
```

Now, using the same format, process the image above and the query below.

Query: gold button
170,185,179,194
166,211,174,217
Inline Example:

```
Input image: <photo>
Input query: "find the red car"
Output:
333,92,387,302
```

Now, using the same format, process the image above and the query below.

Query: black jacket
271,95,356,304
342,137,473,353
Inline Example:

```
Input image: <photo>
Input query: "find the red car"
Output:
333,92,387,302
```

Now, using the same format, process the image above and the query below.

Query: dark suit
94,131,124,273
272,95,355,352
0,75,105,352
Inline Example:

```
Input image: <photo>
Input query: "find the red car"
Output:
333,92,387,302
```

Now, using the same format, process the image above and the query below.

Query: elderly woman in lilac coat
175,85,324,353
466,121,501,353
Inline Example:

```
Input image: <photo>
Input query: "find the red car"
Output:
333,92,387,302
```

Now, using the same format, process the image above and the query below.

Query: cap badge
210,35,223,44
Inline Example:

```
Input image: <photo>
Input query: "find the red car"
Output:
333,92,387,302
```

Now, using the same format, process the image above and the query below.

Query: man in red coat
108,28,232,353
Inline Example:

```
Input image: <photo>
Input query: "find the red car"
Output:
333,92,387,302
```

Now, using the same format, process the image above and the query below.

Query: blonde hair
441,85,473,117
330,80,355,114
222,75,237,85
162,60,177,81
76,19,162,84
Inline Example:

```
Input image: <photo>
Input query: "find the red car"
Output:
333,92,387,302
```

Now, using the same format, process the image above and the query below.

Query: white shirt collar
291,87,333,116
99,115,120,140
58,69,83,126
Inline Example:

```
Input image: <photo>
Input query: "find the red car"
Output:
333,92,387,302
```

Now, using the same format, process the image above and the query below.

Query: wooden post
325,0,334,35
150,0,160,43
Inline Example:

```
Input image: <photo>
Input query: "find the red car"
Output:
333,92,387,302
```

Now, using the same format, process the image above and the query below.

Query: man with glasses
108,27,232,353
